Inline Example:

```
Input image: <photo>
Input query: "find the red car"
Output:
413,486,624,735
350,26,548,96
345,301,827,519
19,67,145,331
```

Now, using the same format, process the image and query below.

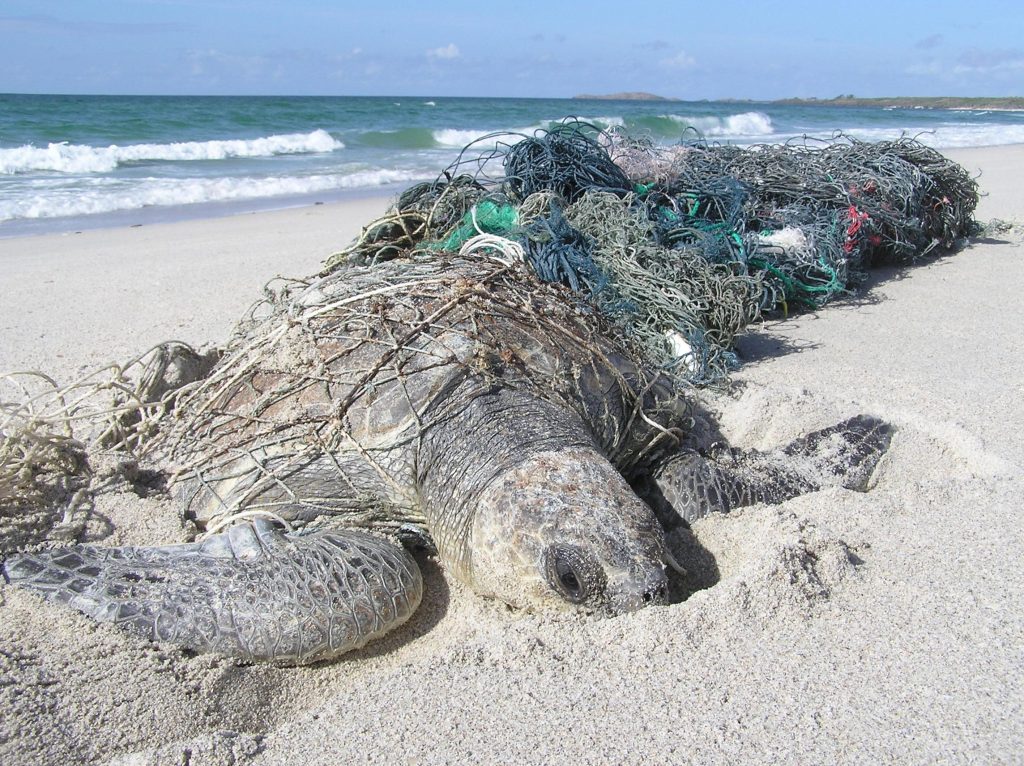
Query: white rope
459,234,525,266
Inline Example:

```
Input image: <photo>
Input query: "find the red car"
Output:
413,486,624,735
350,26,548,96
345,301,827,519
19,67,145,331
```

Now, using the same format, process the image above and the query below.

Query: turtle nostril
611,573,669,613
641,580,668,605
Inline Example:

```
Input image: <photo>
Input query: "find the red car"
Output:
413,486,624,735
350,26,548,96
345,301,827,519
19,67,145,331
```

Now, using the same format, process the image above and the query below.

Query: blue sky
2,0,1021,98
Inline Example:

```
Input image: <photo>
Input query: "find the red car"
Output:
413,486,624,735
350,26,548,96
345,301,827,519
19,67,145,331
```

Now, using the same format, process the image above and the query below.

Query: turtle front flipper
2,518,422,664
649,415,893,526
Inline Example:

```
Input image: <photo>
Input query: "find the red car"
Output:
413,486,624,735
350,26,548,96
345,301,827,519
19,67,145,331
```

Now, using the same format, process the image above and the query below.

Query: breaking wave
0,168,425,221
0,129,344,175
618,112,775,141
670,112,775,138
432,126,535,147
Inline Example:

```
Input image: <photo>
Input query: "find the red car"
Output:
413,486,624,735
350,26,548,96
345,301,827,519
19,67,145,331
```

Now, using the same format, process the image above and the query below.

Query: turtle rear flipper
651,415,893,526
2,519,422,664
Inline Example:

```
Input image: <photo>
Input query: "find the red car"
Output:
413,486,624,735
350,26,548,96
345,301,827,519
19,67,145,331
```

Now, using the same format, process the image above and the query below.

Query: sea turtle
2,252,891,664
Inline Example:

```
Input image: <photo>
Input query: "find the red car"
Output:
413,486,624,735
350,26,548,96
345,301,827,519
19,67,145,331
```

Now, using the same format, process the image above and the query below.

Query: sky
1,0,1021,99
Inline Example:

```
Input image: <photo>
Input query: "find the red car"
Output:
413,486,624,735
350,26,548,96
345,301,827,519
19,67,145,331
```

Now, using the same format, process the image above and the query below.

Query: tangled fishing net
1,344,218,543
330,119,978,376
2,120,978,523
143,256,692,545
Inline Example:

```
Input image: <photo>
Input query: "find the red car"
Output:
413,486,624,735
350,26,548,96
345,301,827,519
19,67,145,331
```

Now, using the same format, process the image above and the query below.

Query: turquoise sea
2,94,1023,236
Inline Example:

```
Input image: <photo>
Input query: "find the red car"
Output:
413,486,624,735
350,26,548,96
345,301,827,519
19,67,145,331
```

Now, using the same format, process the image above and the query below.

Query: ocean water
2,93,1022,236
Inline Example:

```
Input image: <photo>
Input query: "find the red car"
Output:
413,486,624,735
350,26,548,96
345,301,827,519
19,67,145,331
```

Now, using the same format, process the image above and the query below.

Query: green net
431,200,519,251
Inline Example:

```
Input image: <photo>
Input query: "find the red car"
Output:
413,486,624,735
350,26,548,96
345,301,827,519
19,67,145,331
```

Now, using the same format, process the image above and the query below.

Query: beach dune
0,146,1022,765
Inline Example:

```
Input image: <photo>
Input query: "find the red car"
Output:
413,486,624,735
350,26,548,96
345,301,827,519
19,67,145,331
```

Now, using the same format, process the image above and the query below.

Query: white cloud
427,43,460,60
908,49,1024,78
660,50,696,70
953,49,1024,74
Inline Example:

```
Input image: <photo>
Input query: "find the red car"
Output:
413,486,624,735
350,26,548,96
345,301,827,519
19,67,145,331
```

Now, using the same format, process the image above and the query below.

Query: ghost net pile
329,120,978,384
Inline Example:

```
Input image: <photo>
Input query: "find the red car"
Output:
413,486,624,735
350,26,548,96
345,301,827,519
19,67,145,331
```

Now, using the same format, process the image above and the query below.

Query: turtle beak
607,566,669,613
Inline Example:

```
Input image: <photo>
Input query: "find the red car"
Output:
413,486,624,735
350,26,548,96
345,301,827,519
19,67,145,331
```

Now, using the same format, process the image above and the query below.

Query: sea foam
671,111,775,137
430,118,626,149
839,123,1024,149
0,129,344,175
0,168,423,221
433,127,519,147
432,123,554,148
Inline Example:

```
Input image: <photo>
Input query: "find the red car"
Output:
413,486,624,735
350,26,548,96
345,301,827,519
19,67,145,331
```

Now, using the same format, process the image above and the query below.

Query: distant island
773,96,1024,111
573,92,680,102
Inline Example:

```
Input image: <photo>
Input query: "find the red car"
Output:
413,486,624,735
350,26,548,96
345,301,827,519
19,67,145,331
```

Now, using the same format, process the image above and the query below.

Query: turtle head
467,447,668,614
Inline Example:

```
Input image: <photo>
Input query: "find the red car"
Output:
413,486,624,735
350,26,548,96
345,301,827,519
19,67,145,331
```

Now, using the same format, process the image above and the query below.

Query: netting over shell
153,255,689,559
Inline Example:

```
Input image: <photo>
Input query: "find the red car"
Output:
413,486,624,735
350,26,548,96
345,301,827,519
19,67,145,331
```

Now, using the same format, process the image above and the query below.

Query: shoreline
0,144,1017,243
0,182,409,241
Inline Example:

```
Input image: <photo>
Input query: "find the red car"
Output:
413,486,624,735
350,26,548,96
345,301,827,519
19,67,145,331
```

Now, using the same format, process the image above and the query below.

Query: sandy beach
1,144,1022,765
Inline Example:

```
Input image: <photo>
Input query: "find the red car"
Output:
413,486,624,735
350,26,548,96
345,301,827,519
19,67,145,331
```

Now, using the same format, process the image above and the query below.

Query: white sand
0,199,390,381
1,148,1022,765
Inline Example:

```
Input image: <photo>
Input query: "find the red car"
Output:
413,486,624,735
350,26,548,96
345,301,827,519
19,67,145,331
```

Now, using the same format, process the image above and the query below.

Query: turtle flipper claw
2,518,422,664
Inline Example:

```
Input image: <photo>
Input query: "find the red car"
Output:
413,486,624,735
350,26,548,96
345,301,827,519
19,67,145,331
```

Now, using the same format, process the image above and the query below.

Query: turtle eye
554,556,582,599
544,544,605,604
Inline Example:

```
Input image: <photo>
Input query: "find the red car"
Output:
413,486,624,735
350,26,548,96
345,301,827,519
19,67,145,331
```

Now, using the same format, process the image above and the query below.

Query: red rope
844,205,870,253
